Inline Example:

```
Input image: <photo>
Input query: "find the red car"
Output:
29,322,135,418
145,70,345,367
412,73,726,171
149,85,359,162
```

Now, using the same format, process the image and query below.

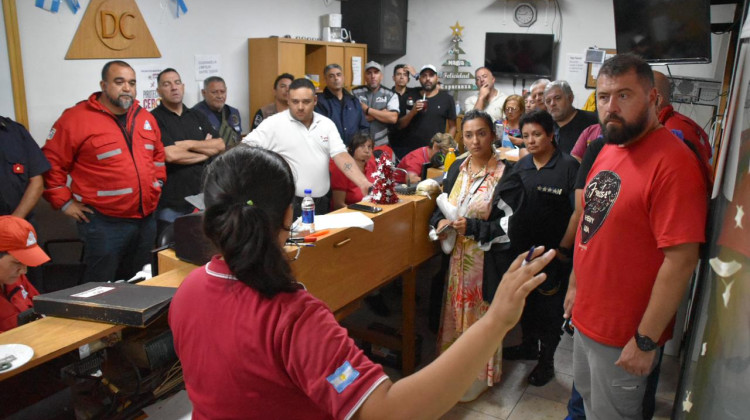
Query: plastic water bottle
444,148,457,174
301,189,315,233
494,120,504,146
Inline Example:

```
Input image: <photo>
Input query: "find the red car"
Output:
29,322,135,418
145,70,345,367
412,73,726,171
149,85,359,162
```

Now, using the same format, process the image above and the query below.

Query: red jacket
0,275,38,333
42,93,166,218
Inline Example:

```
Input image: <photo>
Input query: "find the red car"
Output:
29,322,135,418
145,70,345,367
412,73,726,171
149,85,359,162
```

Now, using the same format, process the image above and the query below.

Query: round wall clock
513,3,537,28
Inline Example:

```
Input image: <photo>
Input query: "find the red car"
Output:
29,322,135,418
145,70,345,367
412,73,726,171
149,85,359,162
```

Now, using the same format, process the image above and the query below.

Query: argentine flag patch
326,361,359,394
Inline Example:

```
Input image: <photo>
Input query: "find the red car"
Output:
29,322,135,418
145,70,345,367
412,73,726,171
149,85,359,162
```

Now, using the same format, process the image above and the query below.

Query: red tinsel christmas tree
370,154,399,204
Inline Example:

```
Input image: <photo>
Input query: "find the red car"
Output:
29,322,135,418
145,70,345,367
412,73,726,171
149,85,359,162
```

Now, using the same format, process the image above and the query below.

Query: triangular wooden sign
66,0,160,59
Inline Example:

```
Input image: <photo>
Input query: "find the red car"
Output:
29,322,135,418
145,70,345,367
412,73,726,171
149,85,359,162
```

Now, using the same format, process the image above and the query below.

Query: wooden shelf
248,38,367,118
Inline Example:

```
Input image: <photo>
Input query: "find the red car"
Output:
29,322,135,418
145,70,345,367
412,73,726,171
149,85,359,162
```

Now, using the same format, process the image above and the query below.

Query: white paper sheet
295,212,374,232
351,56,363,86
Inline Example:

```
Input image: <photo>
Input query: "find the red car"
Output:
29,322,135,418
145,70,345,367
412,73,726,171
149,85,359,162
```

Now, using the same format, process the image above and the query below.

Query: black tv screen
613,0,711,64
484,33,554,79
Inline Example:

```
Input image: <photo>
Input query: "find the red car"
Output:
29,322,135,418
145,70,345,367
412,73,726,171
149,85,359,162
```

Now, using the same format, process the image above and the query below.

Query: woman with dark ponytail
170,145,556,420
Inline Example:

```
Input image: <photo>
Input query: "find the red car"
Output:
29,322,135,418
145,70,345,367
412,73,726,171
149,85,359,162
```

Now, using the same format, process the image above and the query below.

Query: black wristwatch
634,332,657,351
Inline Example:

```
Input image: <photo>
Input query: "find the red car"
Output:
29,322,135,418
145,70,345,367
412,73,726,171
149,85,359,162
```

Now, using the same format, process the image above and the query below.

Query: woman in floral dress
430,110,519,401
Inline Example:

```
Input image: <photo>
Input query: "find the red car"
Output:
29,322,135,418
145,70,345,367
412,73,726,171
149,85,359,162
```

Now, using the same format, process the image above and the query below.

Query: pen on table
521,246,535,266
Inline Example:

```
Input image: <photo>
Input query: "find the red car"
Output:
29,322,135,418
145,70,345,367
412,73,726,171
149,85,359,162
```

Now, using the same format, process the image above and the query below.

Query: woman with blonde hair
500,94,525,148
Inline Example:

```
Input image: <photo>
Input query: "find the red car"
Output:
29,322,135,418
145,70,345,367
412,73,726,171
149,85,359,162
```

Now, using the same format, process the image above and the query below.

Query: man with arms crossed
564,54,707,420
243,78,372,217
353,61,399,149
151,68,225,236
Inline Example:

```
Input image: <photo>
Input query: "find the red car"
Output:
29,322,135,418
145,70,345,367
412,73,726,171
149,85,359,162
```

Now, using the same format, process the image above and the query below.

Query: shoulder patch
326,361,360,393
47,128,56,140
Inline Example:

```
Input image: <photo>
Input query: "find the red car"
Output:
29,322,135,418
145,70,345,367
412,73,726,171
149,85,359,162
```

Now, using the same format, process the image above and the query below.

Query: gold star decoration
450,21,464,37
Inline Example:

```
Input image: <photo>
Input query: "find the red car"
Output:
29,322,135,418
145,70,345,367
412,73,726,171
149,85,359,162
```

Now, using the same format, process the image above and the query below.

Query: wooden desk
2,196,438,381
0,266,195,381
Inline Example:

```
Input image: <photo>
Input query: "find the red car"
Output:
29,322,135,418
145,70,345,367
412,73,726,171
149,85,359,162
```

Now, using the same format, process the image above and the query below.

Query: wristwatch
634,332,657,351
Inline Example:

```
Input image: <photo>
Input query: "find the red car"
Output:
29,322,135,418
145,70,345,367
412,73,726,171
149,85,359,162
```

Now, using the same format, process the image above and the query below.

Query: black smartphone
347,203,383,213
562,318,575,336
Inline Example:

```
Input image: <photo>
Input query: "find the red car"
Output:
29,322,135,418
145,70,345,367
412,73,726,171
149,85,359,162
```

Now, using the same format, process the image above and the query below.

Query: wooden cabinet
248,38,367,117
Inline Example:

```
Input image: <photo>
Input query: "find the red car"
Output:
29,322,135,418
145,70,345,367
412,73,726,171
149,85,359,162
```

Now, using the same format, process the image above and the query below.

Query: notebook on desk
33,282,176,327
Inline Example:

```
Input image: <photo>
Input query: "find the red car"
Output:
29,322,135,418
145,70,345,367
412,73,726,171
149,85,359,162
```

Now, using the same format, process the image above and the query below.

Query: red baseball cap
0,216,50,267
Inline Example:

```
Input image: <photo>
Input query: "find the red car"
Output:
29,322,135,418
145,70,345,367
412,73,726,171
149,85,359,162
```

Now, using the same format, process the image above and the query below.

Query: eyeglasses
505,107,518,112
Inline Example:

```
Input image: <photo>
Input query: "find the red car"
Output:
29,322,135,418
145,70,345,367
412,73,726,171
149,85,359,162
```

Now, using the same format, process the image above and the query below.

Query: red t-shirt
0,275,39,333
169,257,387,420
573,127,707,347
395,146,430,184
329,158,377,207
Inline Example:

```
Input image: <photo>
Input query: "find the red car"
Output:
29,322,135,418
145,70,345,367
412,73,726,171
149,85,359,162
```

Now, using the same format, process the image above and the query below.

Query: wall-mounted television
613,0,711,64
484,33,555,79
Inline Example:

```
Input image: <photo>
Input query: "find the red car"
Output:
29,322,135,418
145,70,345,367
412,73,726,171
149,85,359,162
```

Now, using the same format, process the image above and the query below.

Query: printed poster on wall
136,66,163,111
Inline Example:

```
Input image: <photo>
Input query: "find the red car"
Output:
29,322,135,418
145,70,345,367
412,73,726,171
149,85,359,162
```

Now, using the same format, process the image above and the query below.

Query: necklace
468,157,488,178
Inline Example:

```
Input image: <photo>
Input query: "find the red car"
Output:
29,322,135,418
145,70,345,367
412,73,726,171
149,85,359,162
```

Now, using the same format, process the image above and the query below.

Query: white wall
15,0,341,143
9,0,735,144
383,0,734,129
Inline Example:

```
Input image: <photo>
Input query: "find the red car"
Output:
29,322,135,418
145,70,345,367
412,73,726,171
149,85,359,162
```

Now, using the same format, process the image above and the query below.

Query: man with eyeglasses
42,60,166,283
151,68,225,238
465,67,507,122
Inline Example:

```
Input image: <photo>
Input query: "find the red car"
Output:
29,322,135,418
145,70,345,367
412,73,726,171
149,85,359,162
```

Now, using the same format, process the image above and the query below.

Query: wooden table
0,266,195,381
158,195,437,374
1,195,437,381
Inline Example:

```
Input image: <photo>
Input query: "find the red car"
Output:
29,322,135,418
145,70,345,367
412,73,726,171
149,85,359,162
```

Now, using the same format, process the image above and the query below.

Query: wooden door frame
3,0,27,127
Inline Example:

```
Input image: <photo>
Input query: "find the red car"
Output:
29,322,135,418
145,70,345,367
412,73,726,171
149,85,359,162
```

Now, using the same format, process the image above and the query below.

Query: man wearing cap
464,67,507,122
0,215,50,333
352,62,400,150
393,64,457,159
315,63,369,146
43,60,166,284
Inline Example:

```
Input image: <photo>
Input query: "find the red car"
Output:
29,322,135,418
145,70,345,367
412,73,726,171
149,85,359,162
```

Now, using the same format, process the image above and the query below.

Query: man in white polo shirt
243,78,372,216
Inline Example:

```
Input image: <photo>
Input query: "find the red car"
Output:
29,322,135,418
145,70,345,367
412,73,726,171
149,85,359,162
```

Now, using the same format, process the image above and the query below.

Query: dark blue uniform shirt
0,116,50,216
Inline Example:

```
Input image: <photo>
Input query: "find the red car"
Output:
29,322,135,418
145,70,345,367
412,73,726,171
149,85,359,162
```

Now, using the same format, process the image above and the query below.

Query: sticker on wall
66,0,161,59
682,390,693,412
709,257,742,307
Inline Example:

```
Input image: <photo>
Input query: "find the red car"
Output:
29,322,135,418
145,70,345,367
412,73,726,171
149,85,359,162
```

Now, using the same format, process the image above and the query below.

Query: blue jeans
77,210,156,283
